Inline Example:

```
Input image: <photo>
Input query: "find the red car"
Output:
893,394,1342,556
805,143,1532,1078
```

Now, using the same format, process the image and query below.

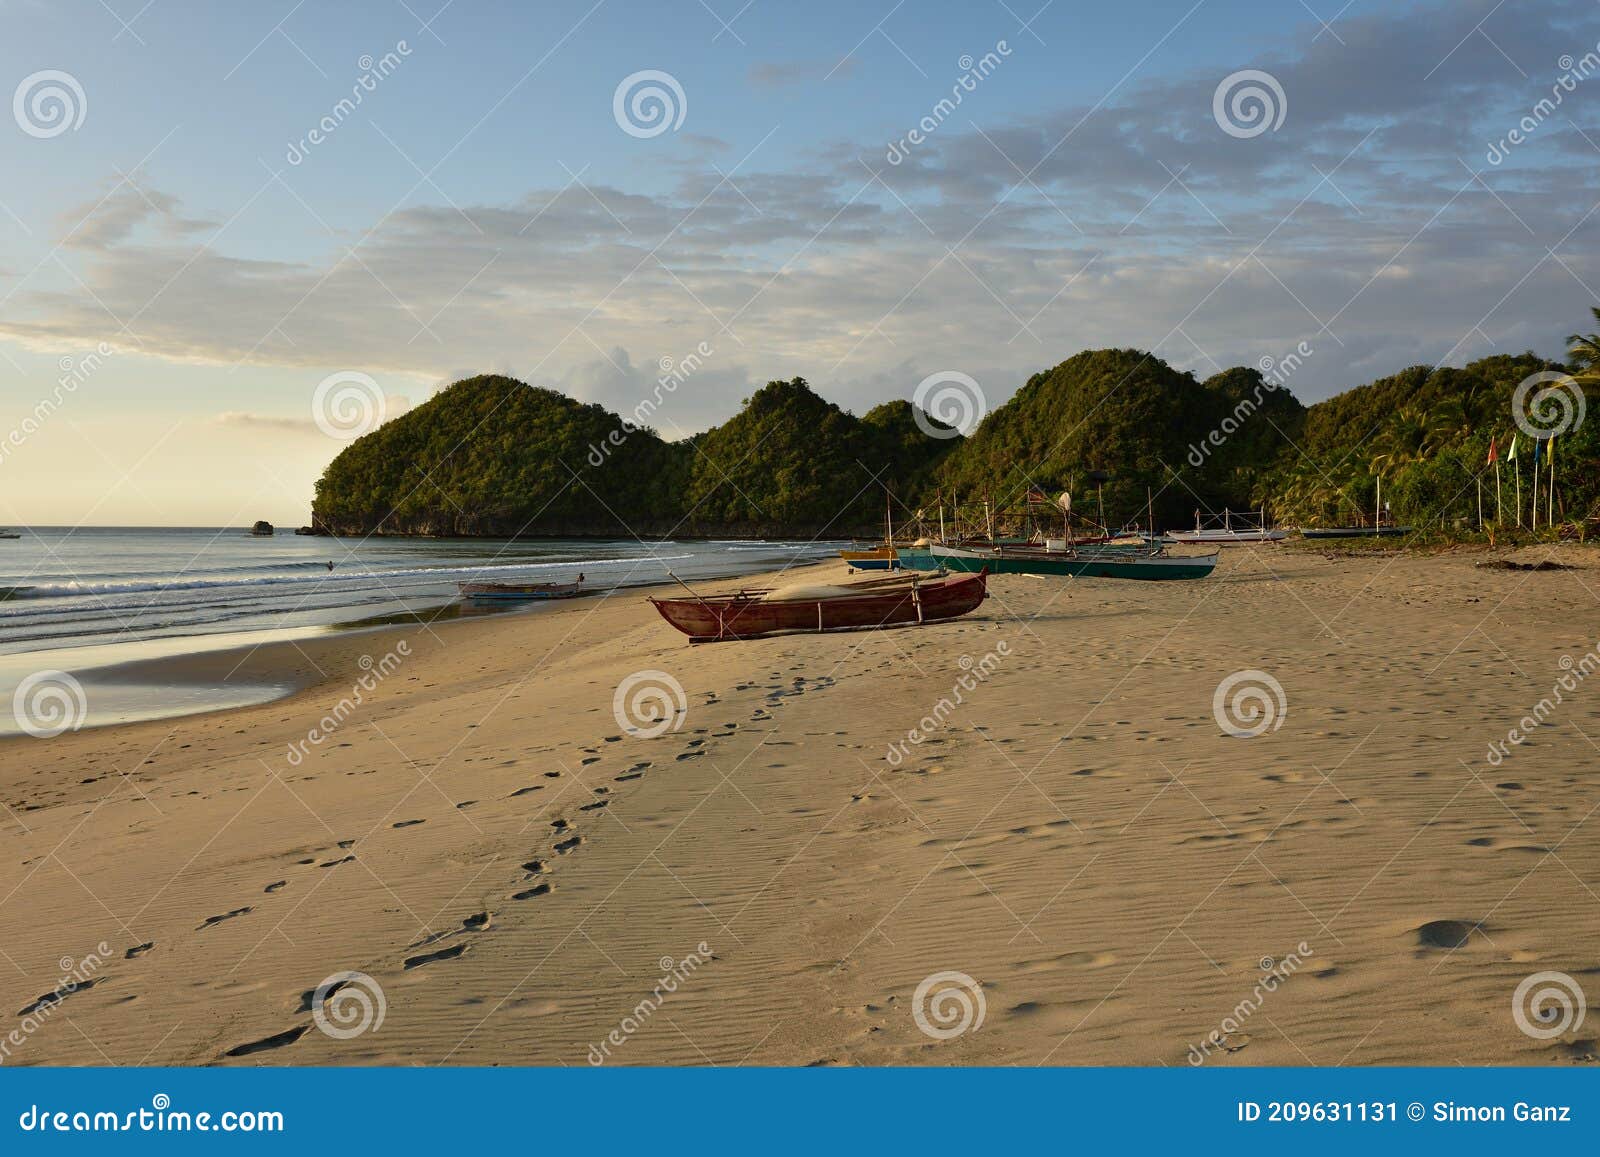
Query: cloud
3,0,1596,422
748,58,856,88
216,395,411,436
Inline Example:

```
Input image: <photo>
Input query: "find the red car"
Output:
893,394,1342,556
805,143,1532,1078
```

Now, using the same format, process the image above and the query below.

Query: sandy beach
3,545,1599,1067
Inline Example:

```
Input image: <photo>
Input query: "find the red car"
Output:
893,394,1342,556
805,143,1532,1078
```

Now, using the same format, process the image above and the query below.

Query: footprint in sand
521,859,545,875
1416,919,1483,949
1465,836,1548,853
319,855,356,868
550,818,570,831
392,819,426,829
578,799,609,812
18,977,104,1015
197,907,252,931
124,942,154,959
511,882,552,901
553,835,583,854
404,943,469,970
223,1025,308,1057
463,911,491,930
509,786,543,797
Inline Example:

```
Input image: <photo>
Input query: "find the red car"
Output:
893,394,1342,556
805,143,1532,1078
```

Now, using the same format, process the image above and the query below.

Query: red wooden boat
648,569,989,642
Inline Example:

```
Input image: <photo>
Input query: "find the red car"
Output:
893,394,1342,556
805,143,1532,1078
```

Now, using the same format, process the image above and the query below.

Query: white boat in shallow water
1165,508,1287,544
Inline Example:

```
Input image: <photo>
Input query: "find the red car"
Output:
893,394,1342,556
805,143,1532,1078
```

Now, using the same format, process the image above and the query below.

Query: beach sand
3,546,1599,1067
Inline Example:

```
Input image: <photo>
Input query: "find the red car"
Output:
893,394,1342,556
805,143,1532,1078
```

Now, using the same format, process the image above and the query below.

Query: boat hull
649,570,988,642
900,545,1217,581
1165,530,1287,544
458,581,585,600
840,546,900,571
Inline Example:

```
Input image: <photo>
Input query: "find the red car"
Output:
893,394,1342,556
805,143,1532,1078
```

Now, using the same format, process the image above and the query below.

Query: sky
2,0,1598,525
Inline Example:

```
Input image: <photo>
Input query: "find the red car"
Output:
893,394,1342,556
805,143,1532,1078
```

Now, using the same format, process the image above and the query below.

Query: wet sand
2,545,1598,1066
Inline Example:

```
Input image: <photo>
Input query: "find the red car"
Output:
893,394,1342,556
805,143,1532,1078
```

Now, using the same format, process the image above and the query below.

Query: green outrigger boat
898,542,1218,581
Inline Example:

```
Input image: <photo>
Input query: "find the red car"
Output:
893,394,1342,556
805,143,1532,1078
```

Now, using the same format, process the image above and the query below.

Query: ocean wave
0,554,695,601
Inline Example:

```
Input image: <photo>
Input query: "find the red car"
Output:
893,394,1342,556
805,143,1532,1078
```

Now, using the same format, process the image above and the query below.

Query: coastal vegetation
312,327,1600,539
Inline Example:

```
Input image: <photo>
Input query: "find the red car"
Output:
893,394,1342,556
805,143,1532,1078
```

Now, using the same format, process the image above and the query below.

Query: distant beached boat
0,530,19,539
458,578,586,600
649,568,988,642
839,544,899,571
1166,508,1286,544
900,543,1217,581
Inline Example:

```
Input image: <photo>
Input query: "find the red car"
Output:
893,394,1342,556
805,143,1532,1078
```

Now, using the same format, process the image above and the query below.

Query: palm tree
1566,306,1600,380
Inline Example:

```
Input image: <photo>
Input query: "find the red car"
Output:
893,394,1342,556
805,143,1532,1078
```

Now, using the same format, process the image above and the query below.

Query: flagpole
1477,474,1483,530
1494,459,1502,525
1549,440,1556,527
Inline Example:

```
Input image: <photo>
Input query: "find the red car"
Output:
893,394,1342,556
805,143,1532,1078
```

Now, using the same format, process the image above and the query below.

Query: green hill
310,340,1599,539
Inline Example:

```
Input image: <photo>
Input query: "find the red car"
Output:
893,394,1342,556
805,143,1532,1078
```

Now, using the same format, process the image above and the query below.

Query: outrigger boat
458,576,586,600
840,494,904,571
899,542,1217,581
839,544,900,571
1166,508,1286,544
649,568,988,642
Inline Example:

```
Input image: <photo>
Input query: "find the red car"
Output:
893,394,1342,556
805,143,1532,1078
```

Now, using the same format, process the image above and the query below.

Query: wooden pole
1532,449,1539,531
1515,457,1522,527
1549,445,1556,527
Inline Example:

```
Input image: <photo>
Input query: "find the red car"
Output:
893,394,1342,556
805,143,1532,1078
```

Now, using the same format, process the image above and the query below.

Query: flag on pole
1533,437,1543,466
1486,436,1498,465
1507,433,1519,461
1548,433,1556,464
